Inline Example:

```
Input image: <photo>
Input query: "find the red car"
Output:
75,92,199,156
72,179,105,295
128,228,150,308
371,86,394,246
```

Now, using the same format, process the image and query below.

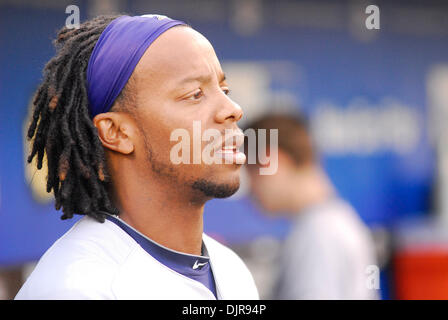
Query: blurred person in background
244,113,378,300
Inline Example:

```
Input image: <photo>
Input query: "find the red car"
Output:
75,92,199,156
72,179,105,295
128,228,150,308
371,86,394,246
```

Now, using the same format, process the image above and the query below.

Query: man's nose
214,93,243,124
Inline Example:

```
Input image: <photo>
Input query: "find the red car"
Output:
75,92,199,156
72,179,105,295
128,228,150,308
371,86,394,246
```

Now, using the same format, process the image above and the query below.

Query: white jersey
15,215,259,300
274,198,379,300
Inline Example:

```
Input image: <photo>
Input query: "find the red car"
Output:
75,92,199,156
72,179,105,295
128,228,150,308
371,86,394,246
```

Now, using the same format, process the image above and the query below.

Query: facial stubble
140,127,240,199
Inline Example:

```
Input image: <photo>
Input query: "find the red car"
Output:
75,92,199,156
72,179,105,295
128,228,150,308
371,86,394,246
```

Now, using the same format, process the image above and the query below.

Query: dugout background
1,0,448,299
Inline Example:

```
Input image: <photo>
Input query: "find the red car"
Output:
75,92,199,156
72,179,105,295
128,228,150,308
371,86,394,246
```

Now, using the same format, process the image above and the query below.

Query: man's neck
111,167,206,256
291,167,335,213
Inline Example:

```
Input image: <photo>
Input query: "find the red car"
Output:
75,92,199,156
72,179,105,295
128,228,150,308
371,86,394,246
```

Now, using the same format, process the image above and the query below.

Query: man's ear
93,112,135,154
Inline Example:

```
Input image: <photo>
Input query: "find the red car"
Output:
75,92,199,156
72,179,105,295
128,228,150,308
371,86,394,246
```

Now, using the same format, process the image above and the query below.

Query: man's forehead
134,26,221,83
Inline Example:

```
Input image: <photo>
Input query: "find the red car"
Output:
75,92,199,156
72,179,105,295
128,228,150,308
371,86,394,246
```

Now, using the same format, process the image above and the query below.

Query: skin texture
93,26,244,255
246,149,334,216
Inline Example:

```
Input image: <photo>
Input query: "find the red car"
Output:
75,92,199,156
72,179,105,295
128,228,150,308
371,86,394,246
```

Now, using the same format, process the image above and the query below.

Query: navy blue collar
104,214,210,275
104,213,218,298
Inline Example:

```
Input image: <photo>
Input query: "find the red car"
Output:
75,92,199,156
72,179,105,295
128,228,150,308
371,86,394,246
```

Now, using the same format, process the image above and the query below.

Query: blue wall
0,3,445,265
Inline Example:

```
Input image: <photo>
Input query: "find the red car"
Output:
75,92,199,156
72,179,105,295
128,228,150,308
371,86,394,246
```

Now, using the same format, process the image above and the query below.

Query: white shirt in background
274,198,379,300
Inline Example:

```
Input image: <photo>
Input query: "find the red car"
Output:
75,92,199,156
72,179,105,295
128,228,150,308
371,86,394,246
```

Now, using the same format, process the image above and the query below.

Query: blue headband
86,14,186,118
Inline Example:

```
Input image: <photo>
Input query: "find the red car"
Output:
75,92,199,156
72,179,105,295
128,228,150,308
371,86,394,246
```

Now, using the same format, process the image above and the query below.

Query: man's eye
222,88,231,95
187,89,203,100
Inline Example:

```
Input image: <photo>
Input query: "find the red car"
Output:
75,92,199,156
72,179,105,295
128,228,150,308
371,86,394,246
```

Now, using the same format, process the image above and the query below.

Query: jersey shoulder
15,216,138,299
203,233,259,299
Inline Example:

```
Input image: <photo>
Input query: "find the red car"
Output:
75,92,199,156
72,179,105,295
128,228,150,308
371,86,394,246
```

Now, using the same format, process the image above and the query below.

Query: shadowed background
1,0,448,299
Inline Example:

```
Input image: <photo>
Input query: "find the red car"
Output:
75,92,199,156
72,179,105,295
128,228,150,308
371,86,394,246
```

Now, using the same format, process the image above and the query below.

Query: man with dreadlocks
15,14,258,300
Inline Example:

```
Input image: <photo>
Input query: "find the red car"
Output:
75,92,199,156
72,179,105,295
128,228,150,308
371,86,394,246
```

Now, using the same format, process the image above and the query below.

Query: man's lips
214,148,246,164
212,130,246,164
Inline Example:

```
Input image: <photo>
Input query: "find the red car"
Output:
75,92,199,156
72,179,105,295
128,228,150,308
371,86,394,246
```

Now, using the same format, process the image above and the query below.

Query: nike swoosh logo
192,260,208,270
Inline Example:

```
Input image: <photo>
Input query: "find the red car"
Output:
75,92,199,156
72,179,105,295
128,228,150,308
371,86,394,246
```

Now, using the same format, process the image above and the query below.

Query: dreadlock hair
27,15,129,222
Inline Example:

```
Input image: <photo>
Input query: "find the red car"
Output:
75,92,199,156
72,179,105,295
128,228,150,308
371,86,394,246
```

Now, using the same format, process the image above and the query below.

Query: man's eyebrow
177,73,227,85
